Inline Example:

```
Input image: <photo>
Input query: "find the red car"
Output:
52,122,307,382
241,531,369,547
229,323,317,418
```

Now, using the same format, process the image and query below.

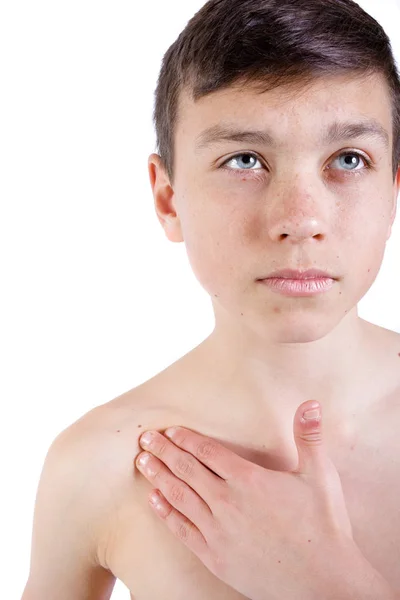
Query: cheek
341,212,389,301
351,233,386,285
180,183,391,302
185,221,243,296
181,186,251,293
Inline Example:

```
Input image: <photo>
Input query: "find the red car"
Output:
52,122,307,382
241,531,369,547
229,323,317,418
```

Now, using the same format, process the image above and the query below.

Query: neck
196,308,381,439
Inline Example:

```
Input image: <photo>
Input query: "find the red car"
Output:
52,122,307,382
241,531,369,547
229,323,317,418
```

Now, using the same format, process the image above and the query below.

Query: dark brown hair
152,0,400,186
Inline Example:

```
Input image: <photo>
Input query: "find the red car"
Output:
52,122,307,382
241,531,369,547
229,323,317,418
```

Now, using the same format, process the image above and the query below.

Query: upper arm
21,417,117,600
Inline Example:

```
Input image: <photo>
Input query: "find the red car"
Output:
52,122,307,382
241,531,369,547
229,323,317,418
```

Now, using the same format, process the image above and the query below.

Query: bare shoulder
22,394,152,600
371,323,400,400
360,323,400,445
54,393,144,563
61,384,185,572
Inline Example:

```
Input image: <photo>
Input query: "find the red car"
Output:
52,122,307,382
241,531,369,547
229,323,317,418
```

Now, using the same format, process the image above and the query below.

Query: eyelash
220,150,373,177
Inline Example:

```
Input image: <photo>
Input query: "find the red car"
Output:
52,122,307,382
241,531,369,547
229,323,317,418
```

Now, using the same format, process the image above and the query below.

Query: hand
135,400,370,600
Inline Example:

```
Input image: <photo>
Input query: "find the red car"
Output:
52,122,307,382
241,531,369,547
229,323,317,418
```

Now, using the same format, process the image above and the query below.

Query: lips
263,269,335,280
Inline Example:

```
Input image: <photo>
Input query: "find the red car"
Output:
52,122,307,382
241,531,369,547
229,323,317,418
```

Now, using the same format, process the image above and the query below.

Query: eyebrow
194,119,390,153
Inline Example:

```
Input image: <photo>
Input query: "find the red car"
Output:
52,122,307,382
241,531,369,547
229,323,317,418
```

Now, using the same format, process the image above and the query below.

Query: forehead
175,73,392,151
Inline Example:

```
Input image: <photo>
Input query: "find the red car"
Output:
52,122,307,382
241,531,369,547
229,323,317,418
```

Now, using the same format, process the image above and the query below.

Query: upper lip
262,268,335,280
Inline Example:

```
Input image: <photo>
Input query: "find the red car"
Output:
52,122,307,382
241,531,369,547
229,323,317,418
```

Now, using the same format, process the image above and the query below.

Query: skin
20,72,400,600
134,406,398,599
139,72,400,598
148,72,400,446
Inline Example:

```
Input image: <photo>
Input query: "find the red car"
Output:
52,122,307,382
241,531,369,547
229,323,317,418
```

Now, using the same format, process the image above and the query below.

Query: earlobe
163,215,185,243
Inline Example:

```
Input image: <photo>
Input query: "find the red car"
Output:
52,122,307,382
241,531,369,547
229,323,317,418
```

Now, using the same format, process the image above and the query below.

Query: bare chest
105,414,400,600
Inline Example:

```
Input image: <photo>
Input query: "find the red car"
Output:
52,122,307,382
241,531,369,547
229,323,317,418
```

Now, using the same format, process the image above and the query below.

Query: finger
135,452,214,533
148,488,209,564
139,430,223,507
163,426,250,482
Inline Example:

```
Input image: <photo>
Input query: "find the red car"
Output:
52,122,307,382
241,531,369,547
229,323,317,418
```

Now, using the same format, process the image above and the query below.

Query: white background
1,1,399,598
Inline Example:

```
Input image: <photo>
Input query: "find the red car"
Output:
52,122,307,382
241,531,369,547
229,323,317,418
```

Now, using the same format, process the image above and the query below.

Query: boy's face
150,73,400,339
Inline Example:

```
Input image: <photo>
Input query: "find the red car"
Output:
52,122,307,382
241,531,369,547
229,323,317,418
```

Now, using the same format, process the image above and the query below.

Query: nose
269,216,325,242
268,181,328,243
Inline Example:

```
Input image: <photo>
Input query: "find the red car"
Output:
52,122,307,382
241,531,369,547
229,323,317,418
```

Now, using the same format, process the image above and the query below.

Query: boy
21,0,400,598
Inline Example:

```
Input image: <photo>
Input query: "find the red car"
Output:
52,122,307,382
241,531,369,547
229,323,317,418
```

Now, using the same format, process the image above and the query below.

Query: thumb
294,401,328,481
293,401,355,540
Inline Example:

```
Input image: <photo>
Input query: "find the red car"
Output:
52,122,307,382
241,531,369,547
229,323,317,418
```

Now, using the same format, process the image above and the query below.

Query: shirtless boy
21,0,400,598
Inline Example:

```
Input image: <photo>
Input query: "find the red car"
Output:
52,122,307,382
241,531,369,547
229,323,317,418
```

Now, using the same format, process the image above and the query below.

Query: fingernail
303,407,320,420
164,427,177,439
141,431,154,446
138,453,151,466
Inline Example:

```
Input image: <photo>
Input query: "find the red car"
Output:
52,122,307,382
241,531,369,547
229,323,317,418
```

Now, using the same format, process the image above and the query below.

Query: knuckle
176,521,189,542
175,455,195,478
215,486,231,505
150,464,162,480
196,440,219,461
156,438,168,456
209,516,224,537
211,553,226,577
241,463,259,486
170,483,185,504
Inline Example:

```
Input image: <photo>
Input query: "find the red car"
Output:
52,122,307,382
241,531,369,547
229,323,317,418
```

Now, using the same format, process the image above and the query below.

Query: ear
147,153,184,243
386,165,400,240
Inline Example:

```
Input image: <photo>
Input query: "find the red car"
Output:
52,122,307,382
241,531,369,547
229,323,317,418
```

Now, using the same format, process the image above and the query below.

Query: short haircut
152,0,400,186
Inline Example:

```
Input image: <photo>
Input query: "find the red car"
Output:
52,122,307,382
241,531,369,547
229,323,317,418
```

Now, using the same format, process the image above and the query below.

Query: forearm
327,545,399,600
349,567,399,600
256,550,399,600
316,565,397,600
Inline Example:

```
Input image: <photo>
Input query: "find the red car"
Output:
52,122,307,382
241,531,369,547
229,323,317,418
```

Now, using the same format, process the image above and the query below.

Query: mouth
259,268,336,280
258,275,335,297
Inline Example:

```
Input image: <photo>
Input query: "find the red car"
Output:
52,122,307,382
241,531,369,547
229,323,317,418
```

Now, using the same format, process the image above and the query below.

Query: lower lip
259,277,335,296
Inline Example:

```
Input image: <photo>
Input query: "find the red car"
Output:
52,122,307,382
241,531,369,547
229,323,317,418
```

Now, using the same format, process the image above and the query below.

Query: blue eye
222,153,263,171
220,151,372,175
333,153,368,171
